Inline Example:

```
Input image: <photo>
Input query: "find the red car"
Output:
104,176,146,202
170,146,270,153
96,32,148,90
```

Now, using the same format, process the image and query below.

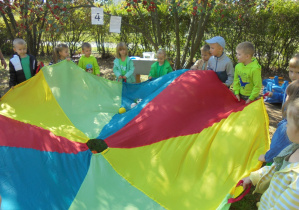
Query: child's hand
96,74,100,77
236,94,240,101
1,59,7,69
241,177,252,189
123,76,127,79
245,98,252,104
37,61,41,66
148,76,152,80
118,75,123,79
190,66,196,70
258,154,266,162
66,58,71,61
267,91,273,97
223,83,229,87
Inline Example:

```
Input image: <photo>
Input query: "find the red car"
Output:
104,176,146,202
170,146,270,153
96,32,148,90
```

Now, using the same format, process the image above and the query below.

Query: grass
230,187,261,210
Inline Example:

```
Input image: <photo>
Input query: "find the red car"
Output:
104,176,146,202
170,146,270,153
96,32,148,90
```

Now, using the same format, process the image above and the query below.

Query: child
241,98,299,209
266,54,299,104
78,42,100,76
206,36,234,87
259,54,299,163
113,42,135,83
190,44,211,70
148,49,172,79
233,42,262,104
9,38,37,87
50,43,70,65
259,79,299,163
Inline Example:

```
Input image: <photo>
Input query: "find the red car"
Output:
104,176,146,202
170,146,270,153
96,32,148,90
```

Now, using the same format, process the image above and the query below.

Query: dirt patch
98,57,115,80
264,102,282,136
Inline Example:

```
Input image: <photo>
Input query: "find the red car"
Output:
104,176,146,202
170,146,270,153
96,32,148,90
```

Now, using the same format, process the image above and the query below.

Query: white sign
91,7,104,25
113,0,123,5
109,16,122,33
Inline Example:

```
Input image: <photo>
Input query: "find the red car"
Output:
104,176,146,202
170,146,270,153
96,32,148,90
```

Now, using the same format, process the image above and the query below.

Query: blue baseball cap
206,36,225,49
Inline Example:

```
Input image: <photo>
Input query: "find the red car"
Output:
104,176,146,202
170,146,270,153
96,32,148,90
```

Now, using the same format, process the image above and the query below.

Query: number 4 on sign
95,13,101,21
91,7,104,25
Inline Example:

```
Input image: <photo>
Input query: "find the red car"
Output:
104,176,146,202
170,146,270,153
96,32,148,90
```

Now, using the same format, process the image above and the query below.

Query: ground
0,56,285,209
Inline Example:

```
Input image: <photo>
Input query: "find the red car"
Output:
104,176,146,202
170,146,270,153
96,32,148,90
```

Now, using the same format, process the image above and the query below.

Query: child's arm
225,61,234,86
241,177,252,189
93,57,100,76
242,165,273,189
124,59,135,79
249,67,262,101
9,61,17,87
233,67,241,101
148,62,156,79
32,56,38,76
258,154,266,162
271,188,299,209
77,57,84,69
166,63,173,74
113,59,122,78
264,120,290,163
190,60,200,70
250,165,274,193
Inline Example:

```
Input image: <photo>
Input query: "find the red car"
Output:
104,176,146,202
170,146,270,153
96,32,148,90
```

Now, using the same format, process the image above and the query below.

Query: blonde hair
236,42,255,56
289,53,299,69
157,49,167,59
115,42,128,59
287,98,299,130
53,43,68,64
13,38,26,47
282,80,299,119
82,42,91,50
200,44,210,53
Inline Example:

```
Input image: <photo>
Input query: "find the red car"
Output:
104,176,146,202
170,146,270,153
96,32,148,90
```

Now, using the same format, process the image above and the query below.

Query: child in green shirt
78,42,100,76
233,42,262,104
148,49,172,79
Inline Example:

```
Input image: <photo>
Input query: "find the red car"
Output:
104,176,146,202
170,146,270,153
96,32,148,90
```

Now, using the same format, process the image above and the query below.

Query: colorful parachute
0,61,269,209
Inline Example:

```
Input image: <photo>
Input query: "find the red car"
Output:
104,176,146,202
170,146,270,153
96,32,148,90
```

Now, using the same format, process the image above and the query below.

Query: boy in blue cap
206,36,234,87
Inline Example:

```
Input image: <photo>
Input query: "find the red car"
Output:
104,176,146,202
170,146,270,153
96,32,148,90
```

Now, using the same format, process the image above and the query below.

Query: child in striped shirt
241,98,299,209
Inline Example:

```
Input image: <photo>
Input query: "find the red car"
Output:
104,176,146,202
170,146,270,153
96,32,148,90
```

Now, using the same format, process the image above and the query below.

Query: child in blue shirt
259,54,299,163
113,42,135,83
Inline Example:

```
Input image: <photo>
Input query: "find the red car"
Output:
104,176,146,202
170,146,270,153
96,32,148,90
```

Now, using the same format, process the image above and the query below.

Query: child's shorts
240,94,250,101
240,94,258,101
